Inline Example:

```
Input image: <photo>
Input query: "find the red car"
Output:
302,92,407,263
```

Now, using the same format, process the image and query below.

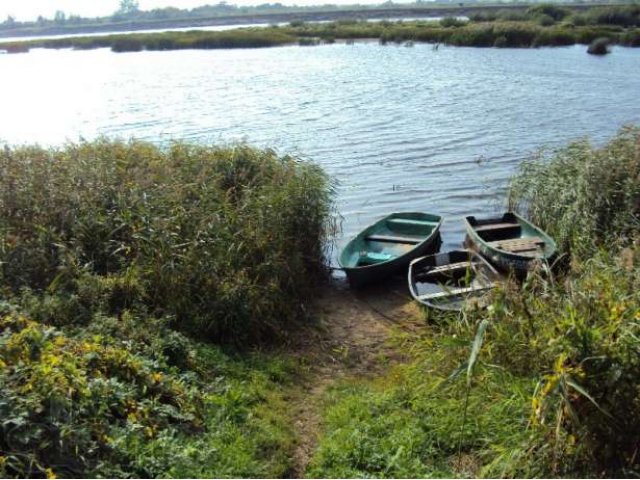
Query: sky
0,0,384,21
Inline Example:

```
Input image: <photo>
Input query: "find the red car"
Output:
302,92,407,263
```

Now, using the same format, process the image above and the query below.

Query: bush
476,251,640,476
440,16,467,28
585,5,640,27
0,313,203,478
587,37,611,54
0,309,297,478
0,140,334,344
111,37,143,52
508,127,640,257
526,3,571,22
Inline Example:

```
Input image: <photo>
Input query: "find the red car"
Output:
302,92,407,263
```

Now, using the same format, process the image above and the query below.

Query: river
1,43,639,260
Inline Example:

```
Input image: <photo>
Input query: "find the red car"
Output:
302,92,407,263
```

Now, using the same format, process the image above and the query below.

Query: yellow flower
45,468,56,479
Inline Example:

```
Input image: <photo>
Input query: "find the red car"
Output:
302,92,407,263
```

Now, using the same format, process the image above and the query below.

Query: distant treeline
1,4,638,52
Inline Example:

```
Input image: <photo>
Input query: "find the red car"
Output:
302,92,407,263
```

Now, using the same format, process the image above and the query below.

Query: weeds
2,10,640,54
509,126,640,258
0,139,334,344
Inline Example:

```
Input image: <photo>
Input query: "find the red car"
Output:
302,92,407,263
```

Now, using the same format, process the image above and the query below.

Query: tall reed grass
509,126,640,257
0,139,334,344
2,14,639,53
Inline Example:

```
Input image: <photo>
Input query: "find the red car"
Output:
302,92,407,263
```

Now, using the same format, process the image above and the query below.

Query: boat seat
418,284,493,301
429,261,476,275
489,236,544,253
357,251,393,266
414,262,475,281
387,218,439,229
474,222,520,232
365,234,421,244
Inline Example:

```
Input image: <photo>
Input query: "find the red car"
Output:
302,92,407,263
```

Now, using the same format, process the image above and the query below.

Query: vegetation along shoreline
1,4,639,53
1,126,639,477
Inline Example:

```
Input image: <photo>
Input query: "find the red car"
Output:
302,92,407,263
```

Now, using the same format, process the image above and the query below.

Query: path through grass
285,278,425,476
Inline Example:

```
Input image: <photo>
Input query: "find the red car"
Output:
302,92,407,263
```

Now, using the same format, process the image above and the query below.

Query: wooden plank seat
474,222,520,233
418,284,493,301
414,261,477,281
387,218,440,228
365,234,421,244
489,236,544,253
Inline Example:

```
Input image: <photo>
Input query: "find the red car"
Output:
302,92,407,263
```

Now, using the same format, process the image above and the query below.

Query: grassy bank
2,129,639,477
309,127,640,477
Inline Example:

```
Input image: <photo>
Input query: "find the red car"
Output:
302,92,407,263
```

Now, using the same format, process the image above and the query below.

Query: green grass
0,308,298,478
307,343,535,478
308,251,640,478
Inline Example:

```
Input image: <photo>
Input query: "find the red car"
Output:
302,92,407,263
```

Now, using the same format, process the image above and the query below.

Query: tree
54,10,66,24
117,0,140,15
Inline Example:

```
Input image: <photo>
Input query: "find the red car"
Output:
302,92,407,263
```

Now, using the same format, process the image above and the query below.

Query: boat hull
464,212,557,272
339,212,443,287
408,249,501,311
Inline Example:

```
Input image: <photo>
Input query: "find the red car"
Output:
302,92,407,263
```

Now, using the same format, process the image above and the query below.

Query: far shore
0,3,623,40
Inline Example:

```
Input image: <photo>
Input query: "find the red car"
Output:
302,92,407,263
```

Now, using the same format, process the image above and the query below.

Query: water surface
1,43,639,260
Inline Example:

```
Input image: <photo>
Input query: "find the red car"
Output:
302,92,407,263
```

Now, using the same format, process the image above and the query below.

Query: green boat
339,212,442,287
464,212,557,272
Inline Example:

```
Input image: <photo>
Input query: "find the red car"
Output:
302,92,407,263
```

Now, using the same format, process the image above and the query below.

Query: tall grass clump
476,251,640,476
509,126,640,257
0,139,334,344
309,250,640,477
0,308,297,478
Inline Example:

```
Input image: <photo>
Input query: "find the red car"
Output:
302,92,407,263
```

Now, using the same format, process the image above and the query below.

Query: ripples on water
1,44,639,261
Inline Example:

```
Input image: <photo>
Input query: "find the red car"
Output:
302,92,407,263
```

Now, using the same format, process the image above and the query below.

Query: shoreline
1,18,638,54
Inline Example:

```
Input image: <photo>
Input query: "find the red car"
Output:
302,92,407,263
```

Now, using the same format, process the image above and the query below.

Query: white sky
1,0,384,21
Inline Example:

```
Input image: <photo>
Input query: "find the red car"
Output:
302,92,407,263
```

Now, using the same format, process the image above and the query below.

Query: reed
0,139,334,344
508,126,640,257
2,13,640,53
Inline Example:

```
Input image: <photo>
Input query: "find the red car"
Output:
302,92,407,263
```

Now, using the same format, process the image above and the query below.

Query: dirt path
286,277,426,477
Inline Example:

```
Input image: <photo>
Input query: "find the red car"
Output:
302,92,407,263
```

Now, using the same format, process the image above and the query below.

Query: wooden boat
338,212,442,287
464,212,557,272
408,250,501,311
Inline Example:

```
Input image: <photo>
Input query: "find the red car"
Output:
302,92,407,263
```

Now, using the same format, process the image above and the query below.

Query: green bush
0,310,297,478
477,251,640,476
0,140,334,344
509,127,640,257
0,312,203,478
585,5,640,27
526,3,571,22
440,16,467,28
